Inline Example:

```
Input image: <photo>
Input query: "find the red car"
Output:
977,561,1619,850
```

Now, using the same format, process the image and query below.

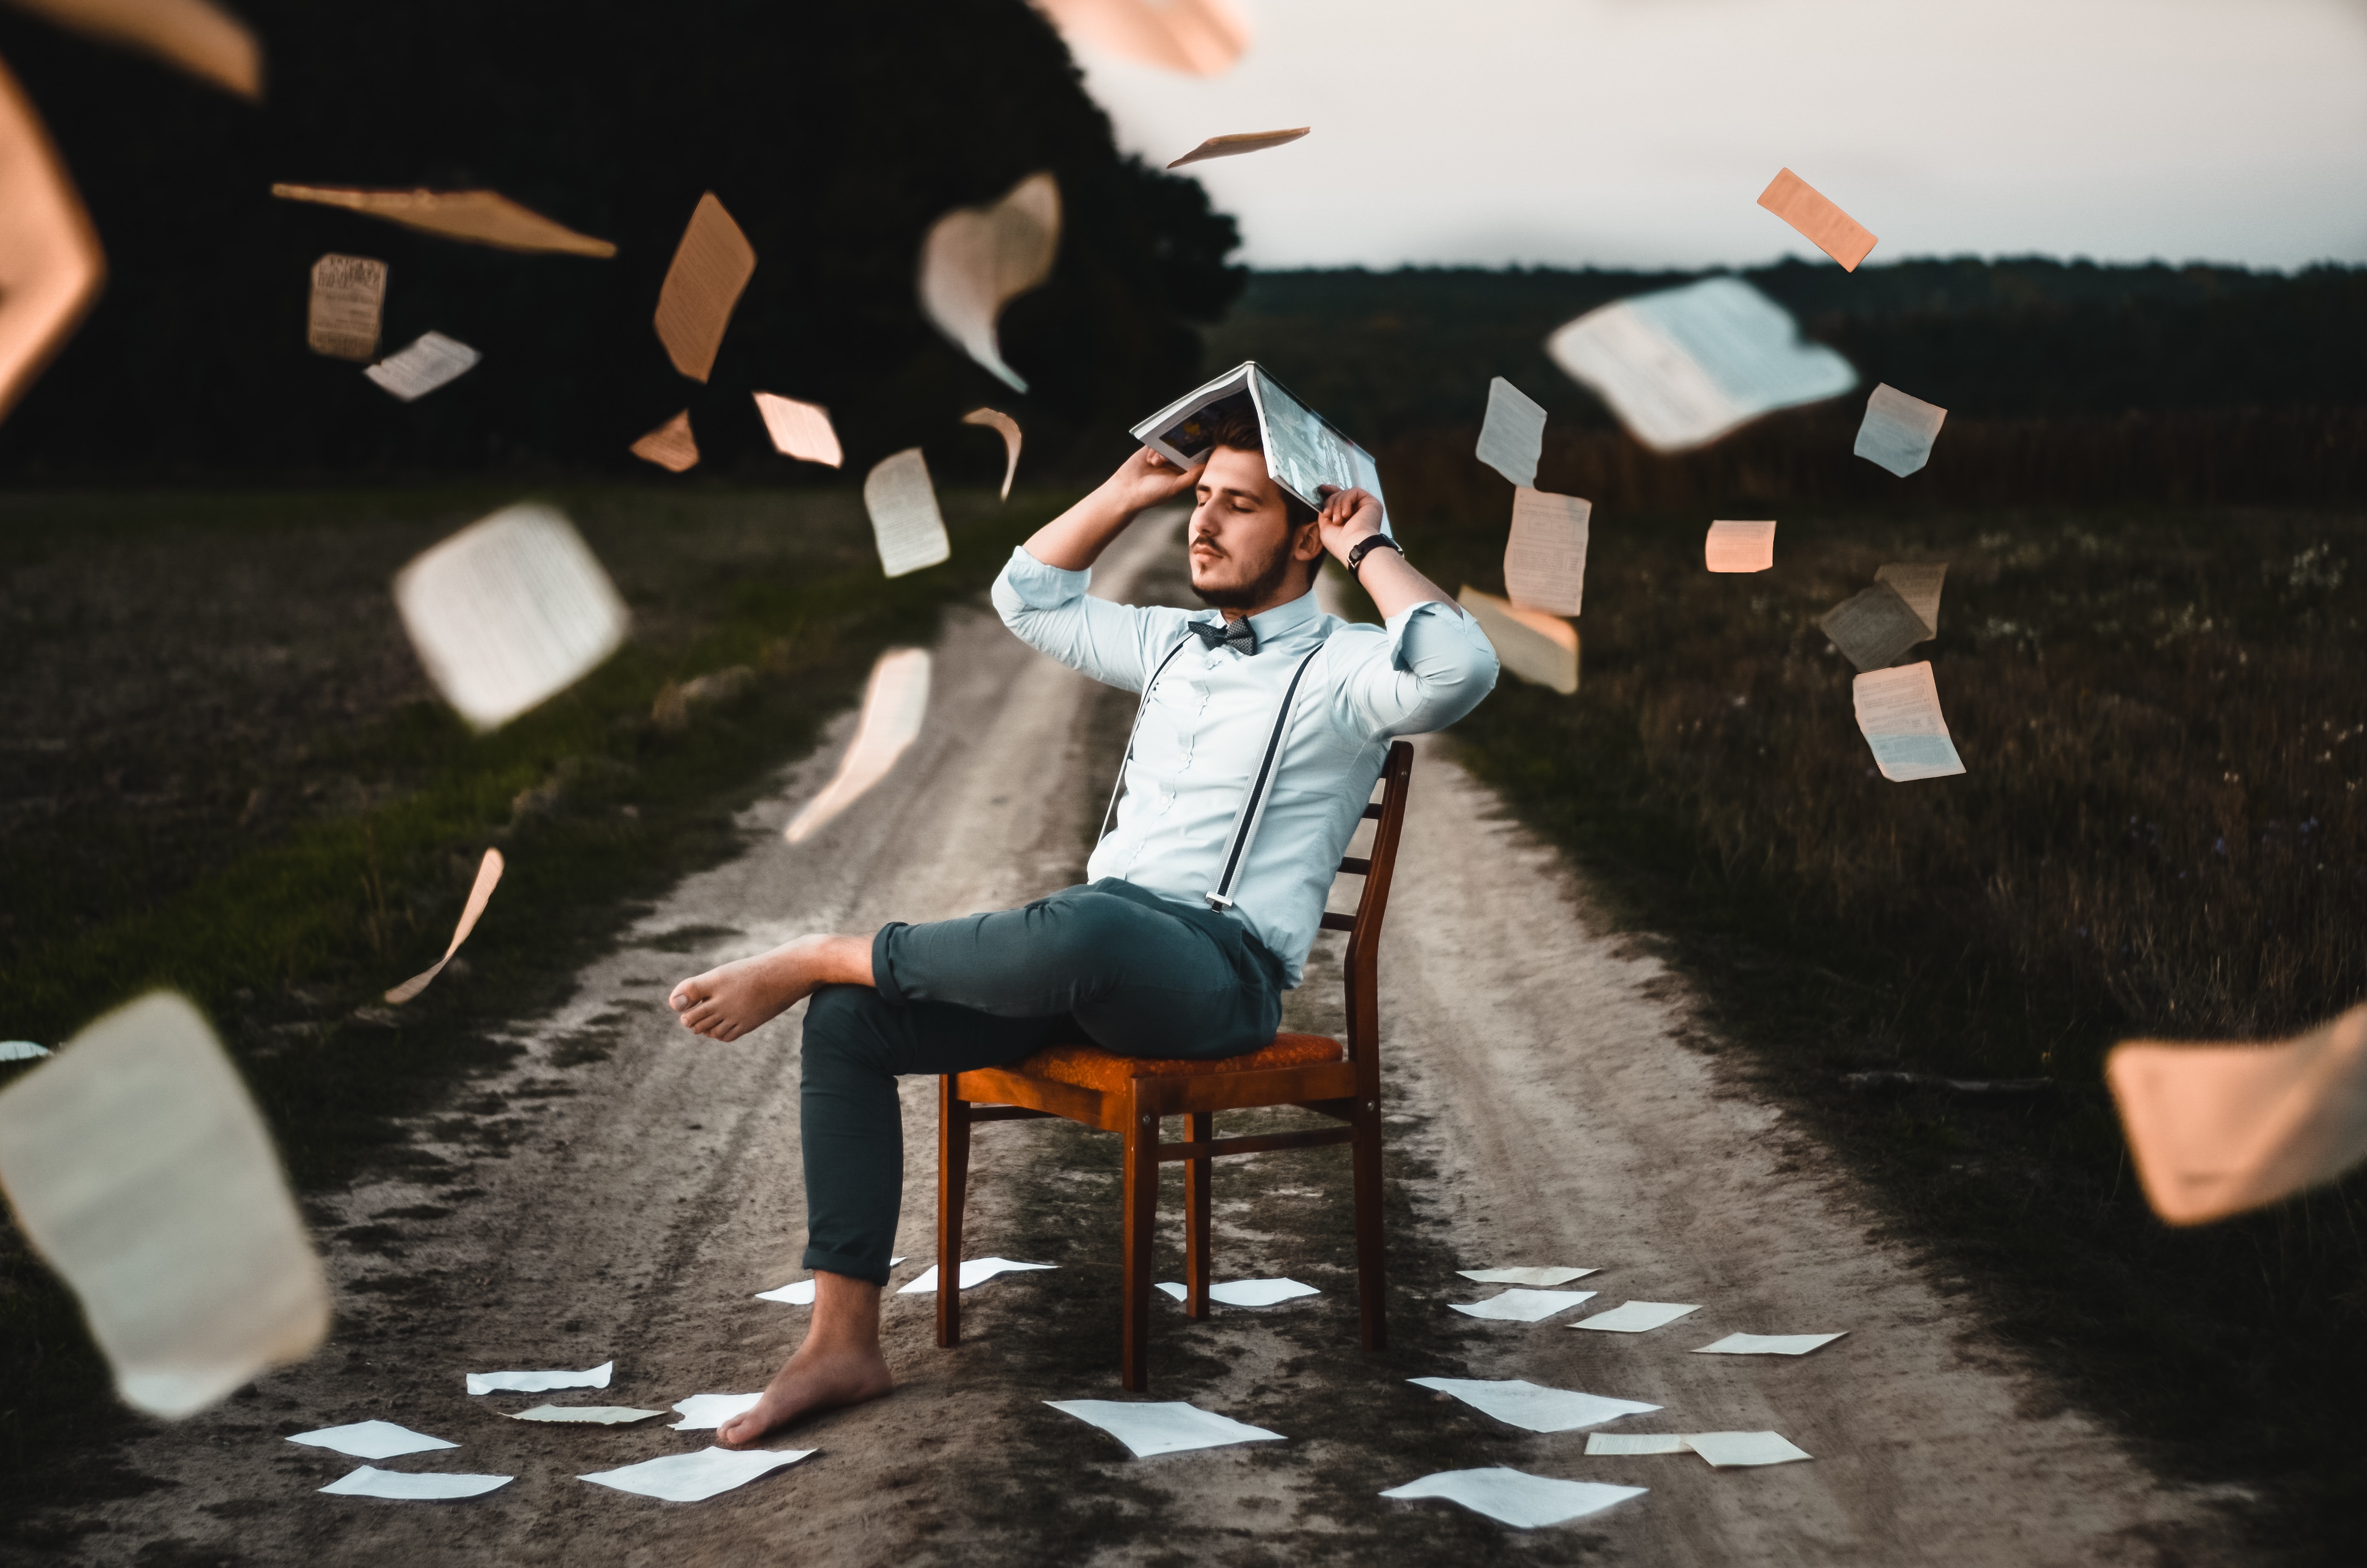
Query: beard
1191,536,1306,611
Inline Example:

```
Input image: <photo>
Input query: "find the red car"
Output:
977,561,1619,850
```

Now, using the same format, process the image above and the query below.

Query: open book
1131,362,1391,535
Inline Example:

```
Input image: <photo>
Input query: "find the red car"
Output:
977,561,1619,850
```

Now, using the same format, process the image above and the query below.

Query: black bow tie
1188,618,1258,656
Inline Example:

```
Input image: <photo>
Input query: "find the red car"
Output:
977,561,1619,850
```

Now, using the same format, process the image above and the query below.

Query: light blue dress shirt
993,544,1499,986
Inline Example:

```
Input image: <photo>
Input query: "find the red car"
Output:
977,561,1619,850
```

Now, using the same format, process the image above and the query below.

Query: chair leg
1184,1111,1212,1319
1351,1098,1387,1353
1120,1091,1157,1391
937,1076,970,1350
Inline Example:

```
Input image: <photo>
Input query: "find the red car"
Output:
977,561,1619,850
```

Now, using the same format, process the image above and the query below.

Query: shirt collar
1197,586,1324,650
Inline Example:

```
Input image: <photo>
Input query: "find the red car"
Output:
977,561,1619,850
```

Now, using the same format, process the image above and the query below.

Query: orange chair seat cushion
1011,1032,1345,1095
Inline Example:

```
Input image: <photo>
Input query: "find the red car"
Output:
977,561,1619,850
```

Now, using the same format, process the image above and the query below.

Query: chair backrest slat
1333,741,1413,1082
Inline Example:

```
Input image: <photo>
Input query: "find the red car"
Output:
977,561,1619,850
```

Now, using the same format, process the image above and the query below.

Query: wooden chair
936,740,1415,1390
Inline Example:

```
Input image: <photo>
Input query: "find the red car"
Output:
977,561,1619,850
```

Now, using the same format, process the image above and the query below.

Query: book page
1704,519,1776,573
1032,0,1251,76
753,392,843,468
1168,126,1309,169
783,648,932,844
1875,561,1947,636
268,185,614,256
1458,585,1577,695
654,192,756,383
364,332,480,402
1756,167,1878,270
0,60,105,426
1476,375,1546,488
1819,581,1928,672
629,410,699,473
1504,487,1589,616
12,0,261,100
962,406,1023,499
305,253,386,362
1854,383,1948,477
863,448,951,578
1851,661,1965,781
918,172,1060,394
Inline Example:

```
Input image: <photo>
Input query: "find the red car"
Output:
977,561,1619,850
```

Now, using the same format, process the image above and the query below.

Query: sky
1066,0,2367,272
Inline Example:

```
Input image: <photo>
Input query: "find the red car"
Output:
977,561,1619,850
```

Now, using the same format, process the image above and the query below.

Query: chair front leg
1120,1088,1158,1391
937,1076,970,1349
1351,1094,1387,1353
1184,1110,1212,1319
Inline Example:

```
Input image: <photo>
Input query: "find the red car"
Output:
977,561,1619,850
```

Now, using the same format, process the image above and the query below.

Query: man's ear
1290,516,1325,562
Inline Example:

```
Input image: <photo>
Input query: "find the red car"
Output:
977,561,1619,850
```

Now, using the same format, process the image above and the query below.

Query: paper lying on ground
630,410,699,473
654,193,756,383
783,647,932,844
395,503,630,733
14,0,261,99
757,1258,903,1305
467,1360,612,1395
1457,1266,1595,1287
385,848,503,1004
1875,562,1947,636
0,1040,50,1061
1447,1286,1595,1322
754,392,843,468
1504,489,1589,617
2106,1001,2367,1226
509,1404,663,1424
1570,1300,1701,1334
269,185,616,257
1585,1432,1691,1455
1855,384,1947,477
1034,0,1251,76
1476,376,1547,489
287,1420,456,1459
320,1466,514,1500
306,254,386,362
579,1446,812,1502
1705,520,1776,574
1154,1277,1318,1306
1820,582,1928,673
0,59,104,427
1853,661,1965,782
1546,277,1854,454
0,992,328,1417
963,407,1023,499
670,1392,762,1430
1047,1399,1284,1458
1757,168,1878,270
1168,126,1308,168
1694,1332,1847,1356
919,171,1060,392
863,448,951,578
1409,1377,1658,1434
1458,586,1577,696
1381,1467,1646,1528
365,331,480,402
897,1257,1054,1294
1688,1431,1813,1467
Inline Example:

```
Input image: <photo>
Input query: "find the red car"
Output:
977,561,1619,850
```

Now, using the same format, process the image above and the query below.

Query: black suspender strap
1094,634,1196,849
1205,644,1325,911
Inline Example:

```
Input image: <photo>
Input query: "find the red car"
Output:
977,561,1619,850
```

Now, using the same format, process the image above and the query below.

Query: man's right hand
1096,446,1204,518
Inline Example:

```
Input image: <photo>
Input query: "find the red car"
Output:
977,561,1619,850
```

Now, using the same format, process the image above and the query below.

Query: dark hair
1201,402,1319,529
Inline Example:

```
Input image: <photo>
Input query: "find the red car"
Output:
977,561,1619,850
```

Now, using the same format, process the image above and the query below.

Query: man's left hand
1314,485,1384,562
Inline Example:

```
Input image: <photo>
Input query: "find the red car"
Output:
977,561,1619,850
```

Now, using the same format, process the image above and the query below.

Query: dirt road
55,521,2242,1566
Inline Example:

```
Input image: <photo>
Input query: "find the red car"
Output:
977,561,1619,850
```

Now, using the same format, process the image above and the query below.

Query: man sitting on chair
667,405,1498,1446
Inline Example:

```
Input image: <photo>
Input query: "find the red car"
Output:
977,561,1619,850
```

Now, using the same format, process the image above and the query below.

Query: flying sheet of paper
466,1360,612,1395
1687,1431,1813,1468
1456,1266,1596,1287
962,406,1023,500
1046,1399,1285,1458
1154,1278,1318,1306
1569,1300,1702,1334
896,1257,1054,1295
1584,1433,1692,1456
652,192,755,383
2105,1002,2367,1226
783,647,932,845
918,171,1060,392
1503,488,1589,617
1855,384,1947,477
10,0,261,99
0,992,328,1417
1408,1377,1659,1434
629,410,699,473
1545,277,1854,454
758,1258,905,1304
0,1040,50,1061
1819,582,1927,673
1756,168,1878,271
0,59,105,427
1167,126,1309,169
1705,520,1777,574
385,847,502,1004
306,254,386,362
1853,661,1965,783
393,502,629,733
753,392,842,468
1694,1332,1848,1356
1032,0,1251,76
364,331,480,402
580,1446,813,1502
1476,376,1547,489
670,1392,761,1430
1380,1468,1647,1529
509,1405,663,1424
1875,563,1947,637
1457,586,1577,696
268,185,615,257
863,449,951,579
1446,1286,1596,1323
287,1420,456,1459
319,1466,514,1500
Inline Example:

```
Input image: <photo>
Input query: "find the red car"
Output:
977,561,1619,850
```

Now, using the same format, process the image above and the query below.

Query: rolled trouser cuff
870,922,910,1007
801,1246,893,1288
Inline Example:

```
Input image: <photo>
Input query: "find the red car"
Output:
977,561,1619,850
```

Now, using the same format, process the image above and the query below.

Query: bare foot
670,933,870,1041
716,1272,891,1447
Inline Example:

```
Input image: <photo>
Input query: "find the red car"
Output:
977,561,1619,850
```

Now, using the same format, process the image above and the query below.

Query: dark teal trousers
799,879,1284,1284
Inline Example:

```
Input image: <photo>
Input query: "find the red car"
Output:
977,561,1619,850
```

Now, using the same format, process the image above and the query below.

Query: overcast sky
1068,0,2367,272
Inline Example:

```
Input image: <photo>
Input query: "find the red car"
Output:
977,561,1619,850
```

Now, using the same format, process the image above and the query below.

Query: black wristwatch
1345,533,1404,580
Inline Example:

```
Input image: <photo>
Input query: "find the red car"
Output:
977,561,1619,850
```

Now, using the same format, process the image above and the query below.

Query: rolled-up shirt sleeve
1337,598,1500,739
992,545,1173,692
